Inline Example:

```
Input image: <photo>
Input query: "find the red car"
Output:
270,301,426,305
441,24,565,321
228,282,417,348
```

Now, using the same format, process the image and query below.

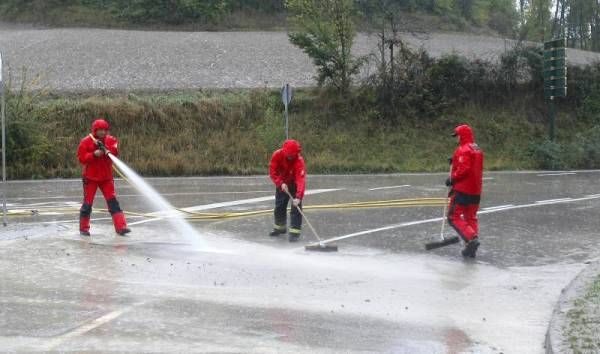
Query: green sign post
543,38,567,140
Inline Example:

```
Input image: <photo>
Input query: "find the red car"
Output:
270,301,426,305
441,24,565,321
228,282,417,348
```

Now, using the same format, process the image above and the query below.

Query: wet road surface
1,172,599,353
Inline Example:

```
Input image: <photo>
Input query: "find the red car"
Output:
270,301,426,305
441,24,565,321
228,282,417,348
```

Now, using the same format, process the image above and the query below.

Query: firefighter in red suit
269,139,306,242
446,124,484,257
77,119,130,236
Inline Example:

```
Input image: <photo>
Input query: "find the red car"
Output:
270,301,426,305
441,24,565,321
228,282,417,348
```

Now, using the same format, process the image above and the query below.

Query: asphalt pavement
1,171,599,352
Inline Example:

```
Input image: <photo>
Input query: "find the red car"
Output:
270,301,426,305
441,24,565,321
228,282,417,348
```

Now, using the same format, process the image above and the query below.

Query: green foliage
519,0,552,41
0,0,518,37
286,0,365,94
0,0,285,28
365,45,544,122
5,69,600,180
114,0,229,25
566,275,600,352
3,83,57,179
570,126,600,168
529,139,565,169
355,0,517,35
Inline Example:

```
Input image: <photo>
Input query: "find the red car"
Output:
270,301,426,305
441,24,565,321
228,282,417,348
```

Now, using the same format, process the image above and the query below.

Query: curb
545,259,600,354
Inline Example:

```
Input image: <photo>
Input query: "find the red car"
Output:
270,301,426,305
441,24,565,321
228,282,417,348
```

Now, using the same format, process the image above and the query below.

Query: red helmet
282,139,302,158
92,119,110,133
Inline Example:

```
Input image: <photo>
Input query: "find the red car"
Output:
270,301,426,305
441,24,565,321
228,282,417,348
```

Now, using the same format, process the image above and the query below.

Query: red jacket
451,125,484,196
269,140,306,199
77,119,119,182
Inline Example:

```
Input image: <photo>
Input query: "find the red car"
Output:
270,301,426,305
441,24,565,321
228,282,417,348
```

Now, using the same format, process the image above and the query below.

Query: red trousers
79,179,127,232
447,191,480,242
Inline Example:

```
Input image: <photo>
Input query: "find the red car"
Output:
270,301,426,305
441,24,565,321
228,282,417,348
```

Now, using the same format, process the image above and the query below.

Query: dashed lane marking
38,302,144,351
537,172,577,177
368,185,411,191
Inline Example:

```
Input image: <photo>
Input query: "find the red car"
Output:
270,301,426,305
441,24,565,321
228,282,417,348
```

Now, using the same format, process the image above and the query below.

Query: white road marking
181,188,341,212
482,204,514,211
368,185,411,191
313,194,600,245
40,303,142,350
482,177,495,180
537,172,577,177
535,198,573,204
128,218,163,226
129,188,342,226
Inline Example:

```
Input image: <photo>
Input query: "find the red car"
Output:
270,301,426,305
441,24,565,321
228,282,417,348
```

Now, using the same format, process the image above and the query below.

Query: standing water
109,154,206,249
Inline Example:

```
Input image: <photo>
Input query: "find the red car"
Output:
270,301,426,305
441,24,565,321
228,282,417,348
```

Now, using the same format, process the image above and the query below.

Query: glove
96,140,107,154
445,178,453,187
292,198,301,207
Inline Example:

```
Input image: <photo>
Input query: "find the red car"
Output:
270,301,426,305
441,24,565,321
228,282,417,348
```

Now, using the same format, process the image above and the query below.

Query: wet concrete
1,172,599,352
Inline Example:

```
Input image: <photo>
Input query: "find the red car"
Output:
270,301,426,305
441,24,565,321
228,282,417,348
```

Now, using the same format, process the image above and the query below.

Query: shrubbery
0,0,516,33
3,86,57,178
0,0,286,27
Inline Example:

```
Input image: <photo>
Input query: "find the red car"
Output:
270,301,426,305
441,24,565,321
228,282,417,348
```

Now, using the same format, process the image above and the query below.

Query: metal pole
284,103,289,140
1,52,6,226
549,97,556,141
281,83,292,140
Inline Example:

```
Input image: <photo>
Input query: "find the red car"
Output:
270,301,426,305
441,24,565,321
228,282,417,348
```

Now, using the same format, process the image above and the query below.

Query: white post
1,52,7,226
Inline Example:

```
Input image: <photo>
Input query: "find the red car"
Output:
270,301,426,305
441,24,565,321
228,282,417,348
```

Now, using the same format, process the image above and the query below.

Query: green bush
114,0,229,25
529,139,565,170
569,126,600,169
4,87,57,179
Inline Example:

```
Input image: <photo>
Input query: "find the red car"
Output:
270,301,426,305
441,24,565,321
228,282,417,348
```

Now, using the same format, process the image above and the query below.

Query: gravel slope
1,24,599,91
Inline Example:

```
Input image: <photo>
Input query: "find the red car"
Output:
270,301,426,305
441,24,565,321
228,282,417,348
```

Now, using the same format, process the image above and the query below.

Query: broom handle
284,189,323,243
440,164,453,240
439,190,449,240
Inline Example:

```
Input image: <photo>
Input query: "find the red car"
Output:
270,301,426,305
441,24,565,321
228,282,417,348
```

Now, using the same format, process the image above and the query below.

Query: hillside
1,25,599,92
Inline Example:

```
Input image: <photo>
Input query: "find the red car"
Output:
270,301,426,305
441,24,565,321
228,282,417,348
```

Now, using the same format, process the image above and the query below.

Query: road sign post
543,38,567,141
1,52,7,226
281,84,293,139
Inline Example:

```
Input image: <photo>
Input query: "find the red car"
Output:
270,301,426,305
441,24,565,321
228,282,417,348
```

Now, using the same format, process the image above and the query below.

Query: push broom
284,190,338,252
425,165,459,250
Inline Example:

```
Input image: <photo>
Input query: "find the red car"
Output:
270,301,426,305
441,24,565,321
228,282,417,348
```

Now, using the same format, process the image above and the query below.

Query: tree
286,0,365,94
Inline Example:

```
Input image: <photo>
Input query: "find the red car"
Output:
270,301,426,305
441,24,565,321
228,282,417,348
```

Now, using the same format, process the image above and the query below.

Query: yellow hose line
6,165,448,220
7,200,447,220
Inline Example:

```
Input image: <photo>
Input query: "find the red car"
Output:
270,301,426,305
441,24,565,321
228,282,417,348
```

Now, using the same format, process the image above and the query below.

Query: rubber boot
117,228,131,236
270,225,287,237
80,216,91,236
288,228,301,242
461,238,480,258
112,212,130,236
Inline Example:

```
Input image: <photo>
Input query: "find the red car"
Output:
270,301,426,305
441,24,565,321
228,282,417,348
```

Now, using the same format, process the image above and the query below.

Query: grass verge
566,274,600,353
3,87,598,179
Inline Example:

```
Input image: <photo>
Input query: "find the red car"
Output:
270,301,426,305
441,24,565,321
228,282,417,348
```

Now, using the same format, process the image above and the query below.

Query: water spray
88,133,206,249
